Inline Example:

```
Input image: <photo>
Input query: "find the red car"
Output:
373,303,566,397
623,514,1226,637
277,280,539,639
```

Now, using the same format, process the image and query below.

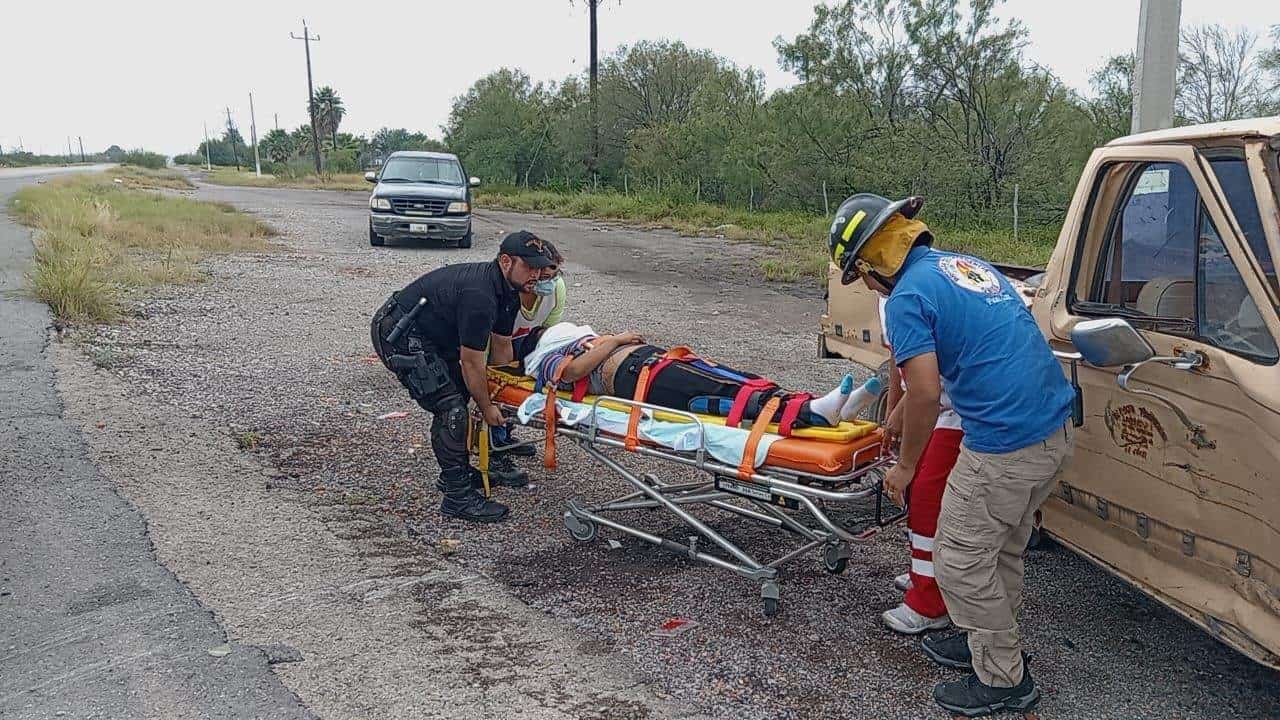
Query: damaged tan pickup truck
820,117,1280,669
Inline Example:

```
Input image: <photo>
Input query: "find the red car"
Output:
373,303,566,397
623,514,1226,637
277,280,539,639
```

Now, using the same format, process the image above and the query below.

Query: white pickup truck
820,117,1280,669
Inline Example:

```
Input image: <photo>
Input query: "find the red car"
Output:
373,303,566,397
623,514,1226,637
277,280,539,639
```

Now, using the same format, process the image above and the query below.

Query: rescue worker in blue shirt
829,193,1076,717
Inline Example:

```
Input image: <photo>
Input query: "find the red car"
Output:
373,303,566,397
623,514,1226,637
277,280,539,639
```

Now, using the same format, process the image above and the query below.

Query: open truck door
1038,139,1280,667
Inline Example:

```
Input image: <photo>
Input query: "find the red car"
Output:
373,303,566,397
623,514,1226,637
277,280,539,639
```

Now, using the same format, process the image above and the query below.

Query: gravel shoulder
52,180,1280,720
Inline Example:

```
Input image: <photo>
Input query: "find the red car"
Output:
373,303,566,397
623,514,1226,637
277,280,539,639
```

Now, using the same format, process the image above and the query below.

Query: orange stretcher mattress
489,379,884,476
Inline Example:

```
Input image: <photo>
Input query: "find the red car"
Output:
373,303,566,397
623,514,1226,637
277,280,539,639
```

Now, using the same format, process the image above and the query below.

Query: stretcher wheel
822,545,849,575
762,597,779,617
564,513,598,543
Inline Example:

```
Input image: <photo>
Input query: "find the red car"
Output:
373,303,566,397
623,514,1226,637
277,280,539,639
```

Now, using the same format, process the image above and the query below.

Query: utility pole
203,122,212,170
274,113,279,132
225,107,241,171
588,0,600,182
77,136,85,163
67,137,74,164
249,92,262,176
1131,0,1182,133
291,20,323,174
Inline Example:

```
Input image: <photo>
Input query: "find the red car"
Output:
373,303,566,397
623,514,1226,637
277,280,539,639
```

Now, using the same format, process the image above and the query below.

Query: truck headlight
447,201,469,214
370,197,391,211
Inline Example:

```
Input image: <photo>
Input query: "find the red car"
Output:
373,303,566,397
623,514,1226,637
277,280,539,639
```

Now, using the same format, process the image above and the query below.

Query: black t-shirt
395,261,519,358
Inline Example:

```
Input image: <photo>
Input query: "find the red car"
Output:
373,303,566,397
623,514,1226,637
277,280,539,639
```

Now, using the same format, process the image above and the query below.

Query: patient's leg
808,374,854,425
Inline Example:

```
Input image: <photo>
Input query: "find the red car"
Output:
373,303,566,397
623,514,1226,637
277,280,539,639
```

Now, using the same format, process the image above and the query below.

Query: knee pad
429,395,471,466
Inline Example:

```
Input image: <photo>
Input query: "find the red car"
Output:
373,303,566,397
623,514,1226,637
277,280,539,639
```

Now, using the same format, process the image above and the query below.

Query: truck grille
390,197,449,216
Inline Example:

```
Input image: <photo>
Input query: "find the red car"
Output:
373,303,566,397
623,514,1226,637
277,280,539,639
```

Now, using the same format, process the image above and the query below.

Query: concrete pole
203,122,212,170
249,92,262,176
1131,0,1182,134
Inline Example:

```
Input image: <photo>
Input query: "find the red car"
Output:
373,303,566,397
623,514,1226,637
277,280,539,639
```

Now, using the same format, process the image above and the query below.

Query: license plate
409,223,429,233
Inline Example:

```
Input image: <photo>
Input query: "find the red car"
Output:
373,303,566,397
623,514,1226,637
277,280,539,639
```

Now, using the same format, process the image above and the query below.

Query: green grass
203,167,369,192
475,186,1057,282
9,172,273,322
235,430,262,450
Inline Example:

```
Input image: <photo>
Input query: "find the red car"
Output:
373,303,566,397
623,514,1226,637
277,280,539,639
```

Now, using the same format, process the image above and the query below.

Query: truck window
1207,156,1277,296
1076,161,1278,363
1094,162,1198,320
1197,205,1279,362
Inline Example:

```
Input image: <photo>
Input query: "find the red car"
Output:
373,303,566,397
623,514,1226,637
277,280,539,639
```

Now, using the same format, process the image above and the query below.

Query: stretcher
475,366,903,617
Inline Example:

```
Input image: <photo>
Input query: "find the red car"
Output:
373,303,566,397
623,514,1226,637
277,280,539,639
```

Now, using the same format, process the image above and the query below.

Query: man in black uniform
370,230,557,523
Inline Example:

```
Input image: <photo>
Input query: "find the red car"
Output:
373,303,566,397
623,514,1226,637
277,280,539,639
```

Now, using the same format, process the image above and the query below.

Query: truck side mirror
1071,318,1155,367
469,177,481,188
364,171,377,183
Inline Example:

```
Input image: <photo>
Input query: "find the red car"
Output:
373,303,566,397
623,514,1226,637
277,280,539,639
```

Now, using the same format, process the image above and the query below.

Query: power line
290,20,323,174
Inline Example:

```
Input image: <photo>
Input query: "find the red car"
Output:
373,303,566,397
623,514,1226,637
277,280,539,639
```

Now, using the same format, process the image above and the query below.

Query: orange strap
624,346,694,451
543,383,558,470
738,395,780,480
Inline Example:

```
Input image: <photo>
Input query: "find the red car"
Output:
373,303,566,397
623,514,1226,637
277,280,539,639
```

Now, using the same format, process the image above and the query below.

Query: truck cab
821,117,1280,668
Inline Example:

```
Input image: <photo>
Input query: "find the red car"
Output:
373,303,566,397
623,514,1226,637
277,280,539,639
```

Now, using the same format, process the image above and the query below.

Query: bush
173,153,205,166
120,150,168,170
327,149,359,173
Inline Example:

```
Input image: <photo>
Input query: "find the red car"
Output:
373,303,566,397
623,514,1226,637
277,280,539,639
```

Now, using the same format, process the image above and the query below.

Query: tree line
443,0,1279,230
174,85,447,176
171,0,1279,232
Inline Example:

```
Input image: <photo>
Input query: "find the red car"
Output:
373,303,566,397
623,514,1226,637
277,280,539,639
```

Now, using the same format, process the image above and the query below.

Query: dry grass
476,186,1057,283
203,167,369,192
9,172,273,322
106,166,194,191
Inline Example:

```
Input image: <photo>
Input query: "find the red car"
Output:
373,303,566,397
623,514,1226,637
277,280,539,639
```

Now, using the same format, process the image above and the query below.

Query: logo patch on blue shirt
938,256,1002,295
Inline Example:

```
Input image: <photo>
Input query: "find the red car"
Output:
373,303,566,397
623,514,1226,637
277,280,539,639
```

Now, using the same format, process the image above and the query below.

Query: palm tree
261,129,294,165
311,86,346,151
290,125,314,157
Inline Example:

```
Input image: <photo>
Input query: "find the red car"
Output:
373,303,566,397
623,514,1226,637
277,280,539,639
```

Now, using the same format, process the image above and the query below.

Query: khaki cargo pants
934,423,1074,688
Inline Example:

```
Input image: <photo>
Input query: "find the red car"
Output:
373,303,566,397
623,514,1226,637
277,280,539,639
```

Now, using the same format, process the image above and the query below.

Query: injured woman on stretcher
512,322,882,433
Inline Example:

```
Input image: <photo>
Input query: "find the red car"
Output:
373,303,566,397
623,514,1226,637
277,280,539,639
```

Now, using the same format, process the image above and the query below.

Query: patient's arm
559,333,643,382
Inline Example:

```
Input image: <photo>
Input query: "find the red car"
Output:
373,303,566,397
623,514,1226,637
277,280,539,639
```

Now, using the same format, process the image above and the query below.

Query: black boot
438,467,509,523
934,669,1039,717
922,631,973,670
923,632,1031,672
478,455,529,488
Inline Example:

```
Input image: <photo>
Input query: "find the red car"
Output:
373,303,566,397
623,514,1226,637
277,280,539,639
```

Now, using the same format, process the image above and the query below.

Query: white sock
840,376,884,421
809,374,854,426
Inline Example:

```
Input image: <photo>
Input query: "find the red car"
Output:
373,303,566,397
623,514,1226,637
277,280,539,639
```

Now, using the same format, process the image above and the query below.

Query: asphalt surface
0,166,313,719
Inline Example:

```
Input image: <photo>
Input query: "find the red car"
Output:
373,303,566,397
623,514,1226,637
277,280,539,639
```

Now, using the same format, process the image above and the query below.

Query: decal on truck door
1104,402,1168,460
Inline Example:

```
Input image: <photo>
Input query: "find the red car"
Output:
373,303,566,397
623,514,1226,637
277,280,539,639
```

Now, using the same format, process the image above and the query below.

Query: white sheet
515,393,779,469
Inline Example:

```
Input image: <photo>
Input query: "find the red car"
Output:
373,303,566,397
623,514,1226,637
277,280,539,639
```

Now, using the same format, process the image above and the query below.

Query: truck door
1044,144,1280,667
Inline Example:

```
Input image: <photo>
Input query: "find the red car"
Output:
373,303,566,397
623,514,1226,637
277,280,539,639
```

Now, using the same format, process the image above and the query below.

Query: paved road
0,168,313,719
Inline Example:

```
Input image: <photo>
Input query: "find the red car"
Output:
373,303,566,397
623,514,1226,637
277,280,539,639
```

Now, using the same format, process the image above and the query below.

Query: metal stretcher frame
478,392,904,617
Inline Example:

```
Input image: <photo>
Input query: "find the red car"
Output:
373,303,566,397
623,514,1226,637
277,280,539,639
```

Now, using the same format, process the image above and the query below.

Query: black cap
498,230,556,268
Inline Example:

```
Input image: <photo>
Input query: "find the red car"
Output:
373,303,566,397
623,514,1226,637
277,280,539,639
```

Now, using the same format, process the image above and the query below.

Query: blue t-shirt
885,247,1073,453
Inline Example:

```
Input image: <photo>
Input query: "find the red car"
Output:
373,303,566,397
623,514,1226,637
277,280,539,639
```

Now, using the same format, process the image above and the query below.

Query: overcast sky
3,0,1275,157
